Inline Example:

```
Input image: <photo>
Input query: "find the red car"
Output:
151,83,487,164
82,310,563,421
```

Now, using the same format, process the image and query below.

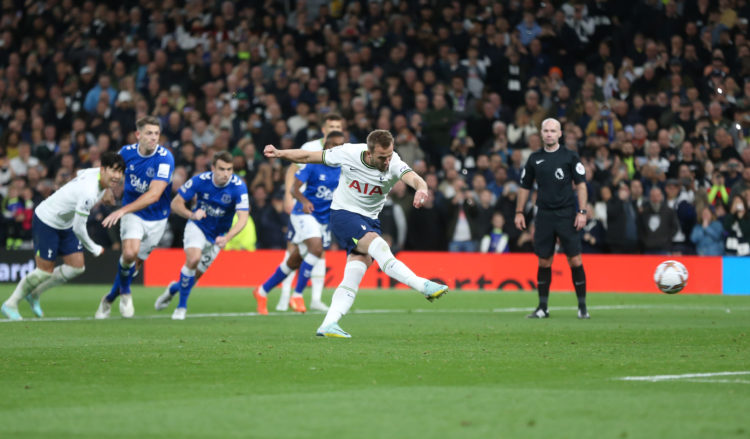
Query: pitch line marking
0,304,747,323
618,371,750,383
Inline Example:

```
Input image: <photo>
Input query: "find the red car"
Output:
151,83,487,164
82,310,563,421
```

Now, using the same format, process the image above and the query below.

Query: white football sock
320,260,367,328
311,256,326,303
6,268,52,307
277,270,296,306
367,236,426,292
30,264,85,298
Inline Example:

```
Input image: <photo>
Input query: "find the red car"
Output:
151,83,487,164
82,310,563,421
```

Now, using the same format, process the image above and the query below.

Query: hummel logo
361,225,366,230
535,159,544,164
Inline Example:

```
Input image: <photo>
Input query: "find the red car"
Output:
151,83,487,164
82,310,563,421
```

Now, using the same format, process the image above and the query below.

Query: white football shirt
322,143,412,219
35,168,107,230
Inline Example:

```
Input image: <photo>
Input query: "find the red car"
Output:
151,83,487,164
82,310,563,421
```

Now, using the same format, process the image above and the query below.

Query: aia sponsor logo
349,180,383,195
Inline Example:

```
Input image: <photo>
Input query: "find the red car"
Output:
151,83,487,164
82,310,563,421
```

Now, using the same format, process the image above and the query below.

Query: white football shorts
289,213,331,248
120,213,168,260
183,221,221,273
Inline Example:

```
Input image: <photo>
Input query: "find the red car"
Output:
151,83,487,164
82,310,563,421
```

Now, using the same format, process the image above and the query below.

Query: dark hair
136,115,161,131
323,113,343,122
101,151,126,171
212,150,233,165
324,131,345,149
366,129,394,152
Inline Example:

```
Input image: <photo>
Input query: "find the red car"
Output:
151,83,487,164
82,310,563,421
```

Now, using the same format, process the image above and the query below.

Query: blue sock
169,282,180,295
294,260,314,294
106,273,121,302
118,261,136,295
262,263,293,293
177,268,196,309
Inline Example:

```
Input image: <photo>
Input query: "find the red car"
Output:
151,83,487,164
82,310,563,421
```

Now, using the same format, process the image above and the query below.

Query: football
653,260,689,294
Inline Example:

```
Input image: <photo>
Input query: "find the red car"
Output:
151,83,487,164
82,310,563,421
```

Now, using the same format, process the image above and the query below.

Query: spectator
606,182,640,253
9,143,40,177
690,205,725,256
723,192,750,256
581,202,606,254
251,187,288,250
639,186,680,255
480,212,510,253
444,177,482,252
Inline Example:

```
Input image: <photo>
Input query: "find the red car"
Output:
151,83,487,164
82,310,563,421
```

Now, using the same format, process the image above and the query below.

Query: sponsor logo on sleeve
157,163,170,178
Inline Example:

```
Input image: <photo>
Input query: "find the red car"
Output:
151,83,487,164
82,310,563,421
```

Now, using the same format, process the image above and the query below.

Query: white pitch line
0,303,748,323
618,371,750,382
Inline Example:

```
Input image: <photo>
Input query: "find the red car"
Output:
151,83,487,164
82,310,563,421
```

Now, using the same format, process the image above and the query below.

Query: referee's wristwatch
577,209,587,215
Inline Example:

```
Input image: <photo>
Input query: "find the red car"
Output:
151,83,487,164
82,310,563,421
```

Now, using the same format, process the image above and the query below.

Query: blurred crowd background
1,0,750,256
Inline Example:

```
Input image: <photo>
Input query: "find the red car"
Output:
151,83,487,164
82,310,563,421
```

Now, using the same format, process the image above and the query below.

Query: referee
514,118,590,319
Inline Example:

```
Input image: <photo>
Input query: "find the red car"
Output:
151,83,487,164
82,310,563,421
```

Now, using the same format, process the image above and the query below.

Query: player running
154,151,249,320
1,152,126,320
96,116,174,319
275,113,344,311
264,129,448,338
253,131,345,315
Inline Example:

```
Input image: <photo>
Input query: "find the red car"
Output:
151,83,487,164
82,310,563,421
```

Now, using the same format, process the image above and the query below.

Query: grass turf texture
1,285,748,439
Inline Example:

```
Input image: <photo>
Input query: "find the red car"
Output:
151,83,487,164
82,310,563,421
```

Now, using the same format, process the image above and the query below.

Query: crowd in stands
1,0,750,256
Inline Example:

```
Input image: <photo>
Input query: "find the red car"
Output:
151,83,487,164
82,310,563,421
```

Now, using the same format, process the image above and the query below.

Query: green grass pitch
1,285,748,439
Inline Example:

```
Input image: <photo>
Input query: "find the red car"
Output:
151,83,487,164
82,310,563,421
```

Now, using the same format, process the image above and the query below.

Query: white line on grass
618,371,750,382
1,303,747,323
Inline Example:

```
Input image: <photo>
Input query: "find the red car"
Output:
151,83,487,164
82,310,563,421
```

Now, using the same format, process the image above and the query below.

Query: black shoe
577,308,590,319
526,307,549,319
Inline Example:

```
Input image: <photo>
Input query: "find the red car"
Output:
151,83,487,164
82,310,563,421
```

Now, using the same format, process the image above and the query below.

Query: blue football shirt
178,172,249,242
291,163,340,225
120,144,175,221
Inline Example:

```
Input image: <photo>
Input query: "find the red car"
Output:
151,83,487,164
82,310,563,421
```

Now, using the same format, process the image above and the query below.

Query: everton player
96,116,174,319
154,151,249,320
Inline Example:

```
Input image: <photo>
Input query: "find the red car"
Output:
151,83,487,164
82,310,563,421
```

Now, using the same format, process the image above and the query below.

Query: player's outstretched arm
400,171,429,208
263,145,323,164
170,194,206,221
102,180,170,228
215,210,249,248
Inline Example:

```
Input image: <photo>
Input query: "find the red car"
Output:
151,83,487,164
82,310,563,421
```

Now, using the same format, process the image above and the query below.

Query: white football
654,260,689,294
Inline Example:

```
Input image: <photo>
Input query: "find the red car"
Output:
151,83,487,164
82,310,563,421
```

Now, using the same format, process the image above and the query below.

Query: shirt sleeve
72,213,103,256
235,182,249,211
571,152,586,185
390,152,412,180
294,163,312,183
519,158,535,189
74,192,98,217
153,149,174,182
178,176,199,200
321,144,348,168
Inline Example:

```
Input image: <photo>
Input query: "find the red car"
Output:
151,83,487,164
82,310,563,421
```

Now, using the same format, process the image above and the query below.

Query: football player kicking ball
97,116,174,319
254,131,344,315
264,129,448,338
1,152,126,320
154,151,249,320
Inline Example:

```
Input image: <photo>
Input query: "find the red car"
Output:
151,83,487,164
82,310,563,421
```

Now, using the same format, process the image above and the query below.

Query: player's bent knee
61,264,85,281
